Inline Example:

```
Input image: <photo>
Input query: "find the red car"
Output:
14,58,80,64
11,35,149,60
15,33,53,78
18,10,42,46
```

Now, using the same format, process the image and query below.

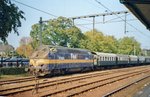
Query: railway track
0,76,35,86
0,66,149,97
0,67,139,95
38,69,150,97
102,75,150,97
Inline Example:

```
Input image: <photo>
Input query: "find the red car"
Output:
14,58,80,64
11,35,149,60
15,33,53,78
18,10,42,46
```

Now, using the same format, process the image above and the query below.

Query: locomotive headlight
36,68,40,72
40,64,44,67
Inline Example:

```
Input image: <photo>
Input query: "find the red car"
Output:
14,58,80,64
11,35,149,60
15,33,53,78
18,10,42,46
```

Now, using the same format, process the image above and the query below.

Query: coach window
119,57,121,61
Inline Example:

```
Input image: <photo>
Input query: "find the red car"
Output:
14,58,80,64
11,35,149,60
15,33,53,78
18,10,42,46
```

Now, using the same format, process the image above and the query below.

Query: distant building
0,44,14,57
142,49,150,56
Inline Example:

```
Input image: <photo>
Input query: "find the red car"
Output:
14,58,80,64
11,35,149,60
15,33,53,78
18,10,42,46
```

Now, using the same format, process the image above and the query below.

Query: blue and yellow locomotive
28,45,94,76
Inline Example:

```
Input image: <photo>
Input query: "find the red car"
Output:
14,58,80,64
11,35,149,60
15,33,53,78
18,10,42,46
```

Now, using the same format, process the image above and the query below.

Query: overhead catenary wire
12,0,57,18
70,11,129,34
74,12,134,31
95,0,150,37
76,19,137,26
75,14,134,26
12,0,150,38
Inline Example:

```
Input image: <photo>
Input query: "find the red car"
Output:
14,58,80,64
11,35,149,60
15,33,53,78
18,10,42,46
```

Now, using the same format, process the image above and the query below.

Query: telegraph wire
12,0,57,17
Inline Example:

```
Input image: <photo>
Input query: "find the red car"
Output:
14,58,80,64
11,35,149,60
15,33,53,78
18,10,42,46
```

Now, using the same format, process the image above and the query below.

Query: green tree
0,0,25,42
80,29,118,53
80,29,104,52
102,36,118,53
30,16,83,48
118,37,141,55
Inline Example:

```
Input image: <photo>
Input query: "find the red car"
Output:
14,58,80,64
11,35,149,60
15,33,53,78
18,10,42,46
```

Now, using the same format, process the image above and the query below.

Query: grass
0,73,31,80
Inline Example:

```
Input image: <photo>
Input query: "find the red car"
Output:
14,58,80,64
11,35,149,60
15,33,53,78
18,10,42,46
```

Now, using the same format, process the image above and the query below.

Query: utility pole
133,44,136,55
72,18,75,26
124,12,127,34
92,16,95,35
39,17,43,46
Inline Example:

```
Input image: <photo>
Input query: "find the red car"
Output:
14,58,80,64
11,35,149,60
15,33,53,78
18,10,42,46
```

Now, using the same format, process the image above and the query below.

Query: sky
8,0,150,49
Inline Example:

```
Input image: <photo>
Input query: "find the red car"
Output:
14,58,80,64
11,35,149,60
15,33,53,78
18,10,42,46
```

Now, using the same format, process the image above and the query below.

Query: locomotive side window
48,53,55,59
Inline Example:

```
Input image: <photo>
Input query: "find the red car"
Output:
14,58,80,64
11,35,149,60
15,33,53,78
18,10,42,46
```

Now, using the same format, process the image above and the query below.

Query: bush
0,67,27,75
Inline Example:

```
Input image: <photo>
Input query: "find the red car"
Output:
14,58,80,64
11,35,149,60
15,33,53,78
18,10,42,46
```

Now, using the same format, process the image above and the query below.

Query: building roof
0,44,14,52
120,0,150,30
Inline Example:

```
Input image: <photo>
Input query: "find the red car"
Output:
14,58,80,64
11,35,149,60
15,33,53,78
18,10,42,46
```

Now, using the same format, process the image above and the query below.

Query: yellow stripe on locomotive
30,59,93,66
